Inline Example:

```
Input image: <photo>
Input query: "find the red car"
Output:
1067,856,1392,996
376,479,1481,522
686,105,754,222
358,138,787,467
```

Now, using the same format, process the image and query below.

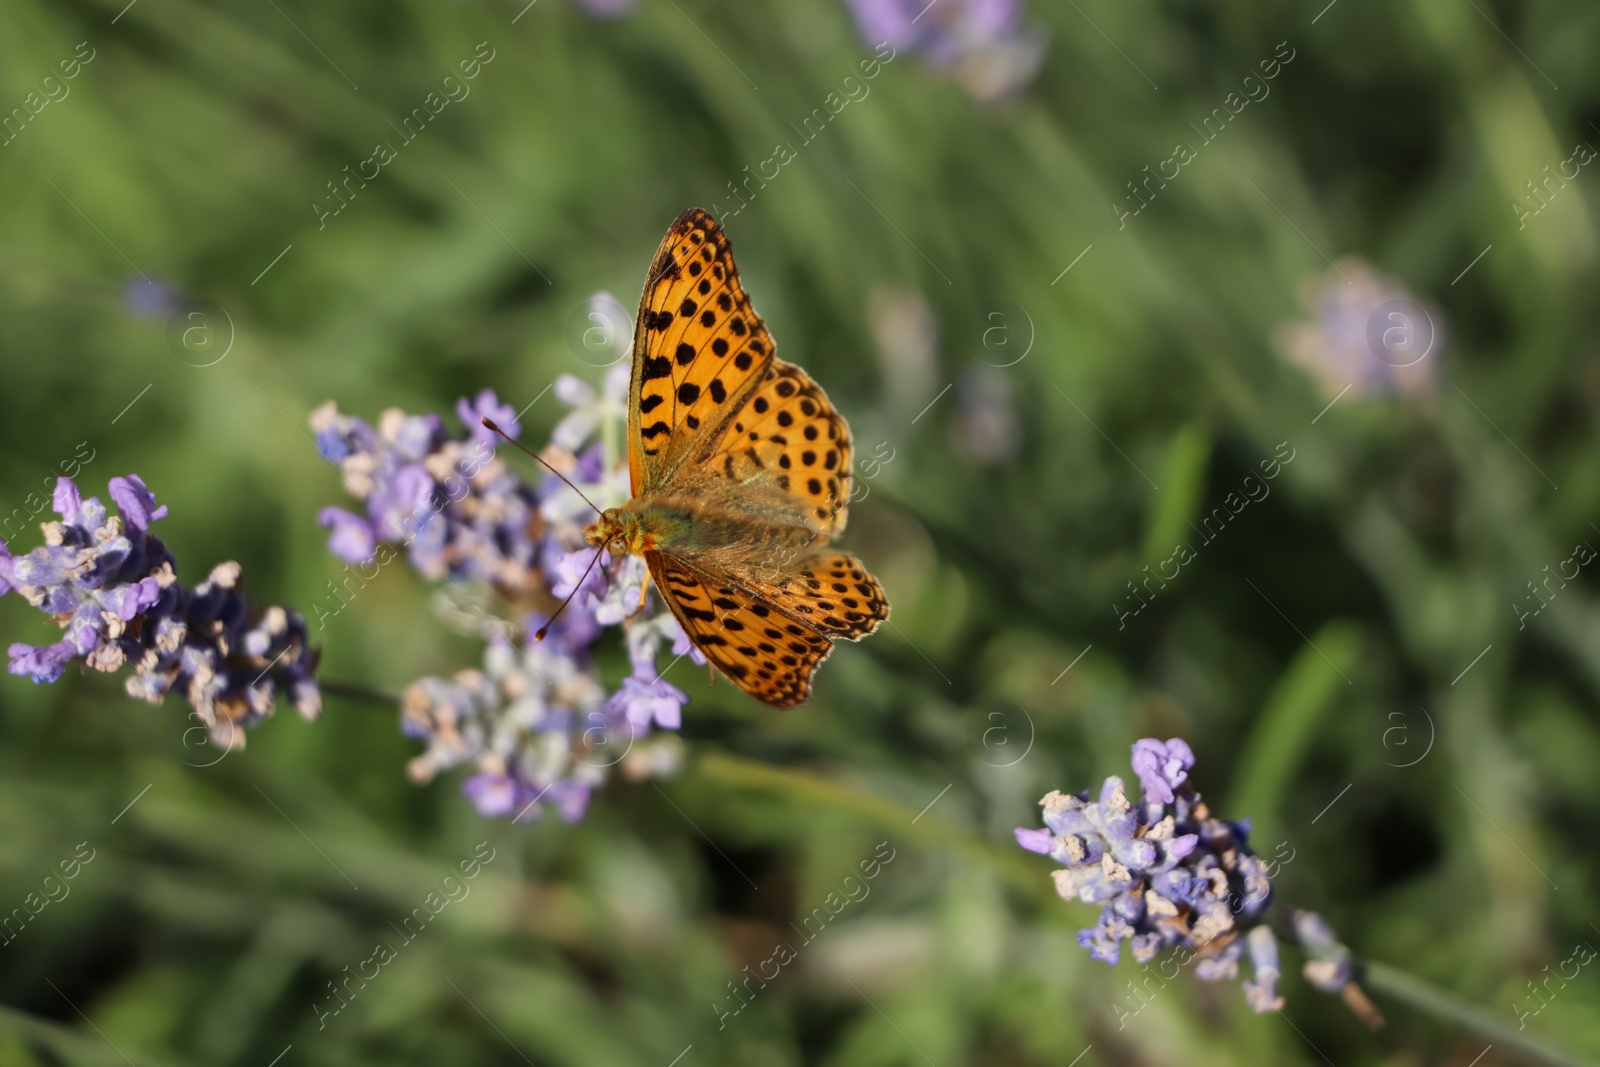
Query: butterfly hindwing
630,209,778,495
736,551,888,640
646,551,833,709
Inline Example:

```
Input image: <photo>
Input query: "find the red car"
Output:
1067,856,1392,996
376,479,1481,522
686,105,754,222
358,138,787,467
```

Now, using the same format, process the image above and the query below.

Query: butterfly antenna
535,546,609,641
480,417,604,517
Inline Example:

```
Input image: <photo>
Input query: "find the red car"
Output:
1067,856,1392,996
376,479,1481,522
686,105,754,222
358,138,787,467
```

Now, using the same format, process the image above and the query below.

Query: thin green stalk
694,751,1053,904
0,1004,182,1067
321,679,402,706
1363,961,1598,1067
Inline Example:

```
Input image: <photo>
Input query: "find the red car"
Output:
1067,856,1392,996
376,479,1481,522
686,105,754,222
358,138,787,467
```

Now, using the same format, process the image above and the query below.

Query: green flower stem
321,678,403,706
694,751,1054,905
0,1003,181,1067
1362,960,1598,1067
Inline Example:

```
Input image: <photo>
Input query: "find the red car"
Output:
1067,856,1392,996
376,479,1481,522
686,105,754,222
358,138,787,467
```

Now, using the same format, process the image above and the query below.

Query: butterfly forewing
630,209,778,495
702,360,854,537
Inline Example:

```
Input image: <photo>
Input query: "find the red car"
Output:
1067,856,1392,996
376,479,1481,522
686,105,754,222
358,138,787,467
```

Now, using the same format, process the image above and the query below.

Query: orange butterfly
583,209,888,707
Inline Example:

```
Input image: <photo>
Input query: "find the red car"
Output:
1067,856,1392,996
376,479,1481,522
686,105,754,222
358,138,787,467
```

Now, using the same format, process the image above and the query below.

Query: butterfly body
599,208,889,708
587,492,834,592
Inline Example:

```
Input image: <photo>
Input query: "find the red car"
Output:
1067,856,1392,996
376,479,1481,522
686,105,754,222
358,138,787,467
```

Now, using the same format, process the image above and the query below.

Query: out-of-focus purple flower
842,0,922,50
1016,737,1332,1013
317,507,377,566
462,771,521,818
123,278,179,318
868,287,940,428
2,476,320,742
550,363,628,454
1246,925,1285,1012
625,607,705,673
457,388,520,452
577,0,637,16
952,364,1020,464
1287,908,1383,1025
842,0,1046,100
334,338,691,822
1275,258,1442,400
610,674,688,732
547,543,609,604
402,628,680,823
1292,909,1353,993
310,397,542,593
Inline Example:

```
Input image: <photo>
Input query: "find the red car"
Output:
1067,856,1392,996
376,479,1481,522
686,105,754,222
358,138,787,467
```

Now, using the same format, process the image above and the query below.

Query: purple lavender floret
1131,736,1194,805
1015,737,1301,1012
1,475,320,743
1292,908,1353,993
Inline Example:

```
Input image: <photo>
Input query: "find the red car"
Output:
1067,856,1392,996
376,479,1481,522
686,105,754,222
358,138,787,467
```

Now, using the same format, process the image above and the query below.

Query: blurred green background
2,0,1599,1064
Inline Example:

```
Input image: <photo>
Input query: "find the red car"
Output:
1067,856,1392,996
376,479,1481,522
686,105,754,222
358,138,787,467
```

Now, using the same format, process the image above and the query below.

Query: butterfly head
583,507,653,558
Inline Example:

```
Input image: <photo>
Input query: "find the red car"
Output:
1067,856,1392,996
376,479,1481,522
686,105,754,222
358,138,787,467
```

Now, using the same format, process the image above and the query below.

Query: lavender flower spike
1,475,320,743
330,364,691,822
1016,737,1352,1015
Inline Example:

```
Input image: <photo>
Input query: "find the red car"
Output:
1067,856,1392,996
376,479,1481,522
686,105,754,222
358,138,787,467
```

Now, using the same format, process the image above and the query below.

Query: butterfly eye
607,537,627,557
